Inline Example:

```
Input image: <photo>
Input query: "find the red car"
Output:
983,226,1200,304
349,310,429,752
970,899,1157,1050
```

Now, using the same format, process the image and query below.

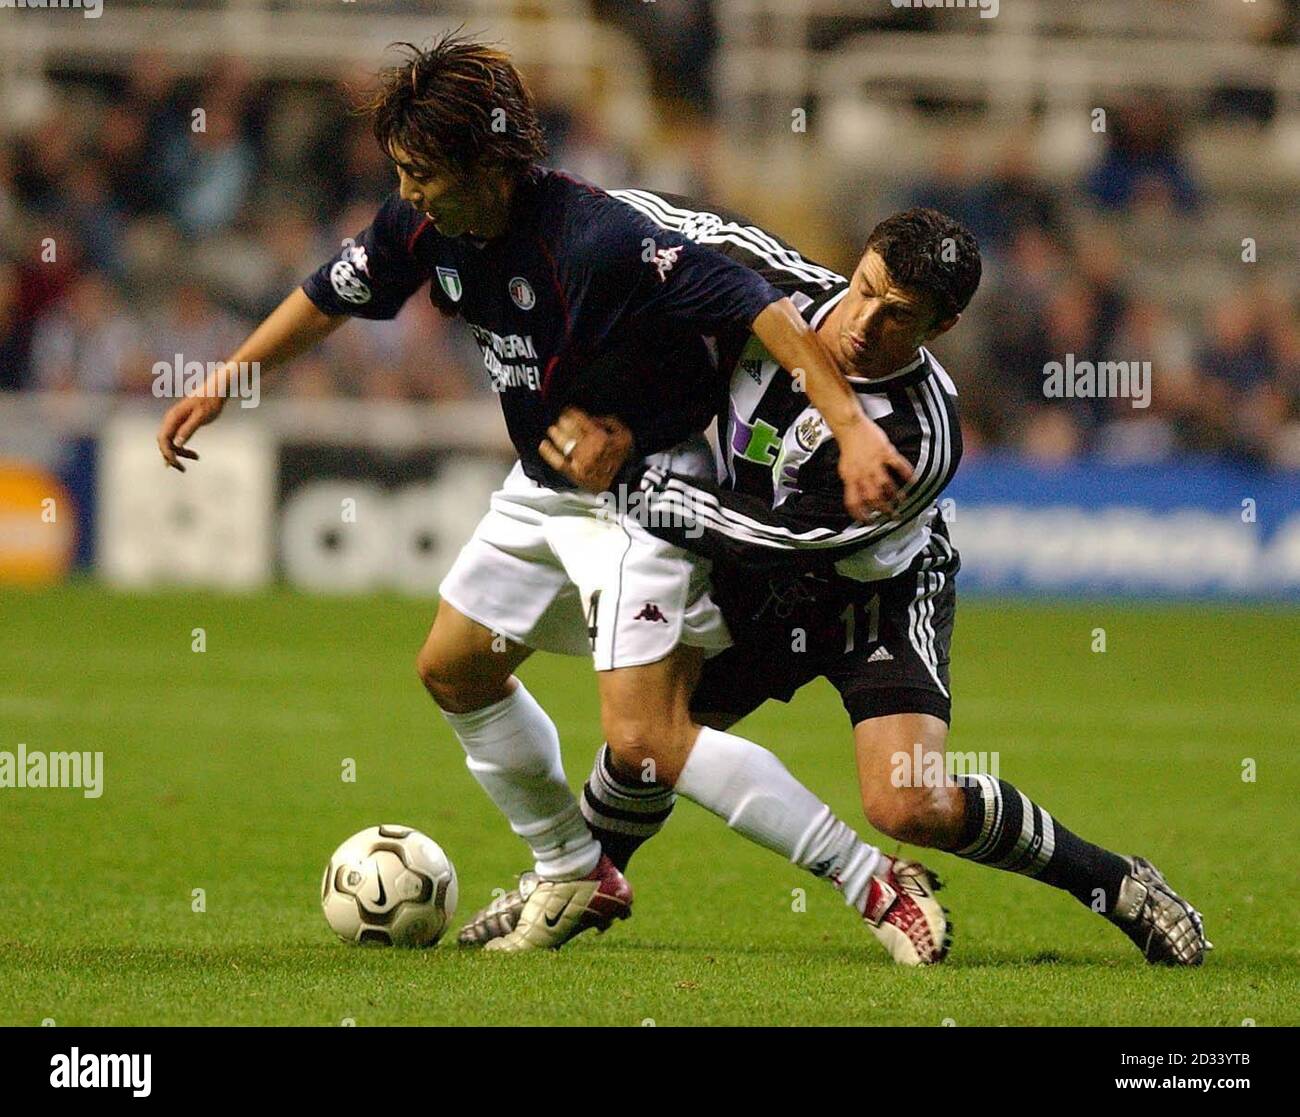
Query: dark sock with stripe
580,745,676,872
952,774,1130,915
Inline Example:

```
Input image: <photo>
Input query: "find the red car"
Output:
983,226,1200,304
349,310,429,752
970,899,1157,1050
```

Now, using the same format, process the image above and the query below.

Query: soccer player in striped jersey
530,205,1209,966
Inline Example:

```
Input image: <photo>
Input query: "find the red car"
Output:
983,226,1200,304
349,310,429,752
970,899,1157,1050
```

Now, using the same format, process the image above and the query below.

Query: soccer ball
321,824,458,947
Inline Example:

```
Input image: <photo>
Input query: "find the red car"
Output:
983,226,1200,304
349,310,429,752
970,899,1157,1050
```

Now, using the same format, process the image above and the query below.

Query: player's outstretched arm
157,288,346,471
751,299,912,522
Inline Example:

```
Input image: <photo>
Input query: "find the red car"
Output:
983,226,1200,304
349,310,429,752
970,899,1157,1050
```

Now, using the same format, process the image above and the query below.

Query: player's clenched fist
157,393,225,472
836,417,913,522
539,407,635,493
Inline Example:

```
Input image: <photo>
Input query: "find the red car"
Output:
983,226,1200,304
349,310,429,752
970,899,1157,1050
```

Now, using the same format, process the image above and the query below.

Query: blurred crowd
903,99,1300,467
1,21,1297,468
0,52,487,405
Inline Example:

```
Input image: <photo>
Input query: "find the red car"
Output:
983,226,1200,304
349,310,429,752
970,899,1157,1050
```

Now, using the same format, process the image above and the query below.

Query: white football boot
457,871,538,947
461,855,947,963
482,854,632,953
862,857,951,965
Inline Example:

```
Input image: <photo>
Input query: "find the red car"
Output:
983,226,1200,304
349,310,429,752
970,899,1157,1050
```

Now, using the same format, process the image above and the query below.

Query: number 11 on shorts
840,595,880,653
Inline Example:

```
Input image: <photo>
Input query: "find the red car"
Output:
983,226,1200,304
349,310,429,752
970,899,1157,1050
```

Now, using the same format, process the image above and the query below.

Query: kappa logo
436,266,463,303
329,239,372,305
651,245,682,283
508,276,536,310
633,602,668,623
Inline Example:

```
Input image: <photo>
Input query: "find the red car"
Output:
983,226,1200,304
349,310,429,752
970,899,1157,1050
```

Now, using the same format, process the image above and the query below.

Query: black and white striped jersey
609,188,964,582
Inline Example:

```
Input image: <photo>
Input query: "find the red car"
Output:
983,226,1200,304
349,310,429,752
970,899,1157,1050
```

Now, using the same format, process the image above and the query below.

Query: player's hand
837,417,913,521
539,407,635,493
157,393,225,472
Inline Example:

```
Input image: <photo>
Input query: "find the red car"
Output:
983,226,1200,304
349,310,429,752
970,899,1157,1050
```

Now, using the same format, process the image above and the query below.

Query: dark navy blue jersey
301,167,786,487
608,187,847,385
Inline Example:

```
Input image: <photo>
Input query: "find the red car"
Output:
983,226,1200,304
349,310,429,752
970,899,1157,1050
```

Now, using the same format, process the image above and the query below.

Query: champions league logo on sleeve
329,238,372,305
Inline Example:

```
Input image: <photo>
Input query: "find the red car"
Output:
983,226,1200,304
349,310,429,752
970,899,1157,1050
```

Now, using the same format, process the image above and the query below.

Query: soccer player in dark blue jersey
156,34,934,956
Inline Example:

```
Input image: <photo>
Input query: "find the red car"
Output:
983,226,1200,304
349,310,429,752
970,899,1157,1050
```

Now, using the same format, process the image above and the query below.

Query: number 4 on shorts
587,590,601,651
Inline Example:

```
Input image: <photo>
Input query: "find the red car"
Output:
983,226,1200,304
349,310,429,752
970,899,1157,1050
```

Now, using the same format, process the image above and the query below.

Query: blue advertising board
944,456,1300,599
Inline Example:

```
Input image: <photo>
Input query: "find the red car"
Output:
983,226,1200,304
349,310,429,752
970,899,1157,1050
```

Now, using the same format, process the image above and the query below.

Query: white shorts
438,446,731,671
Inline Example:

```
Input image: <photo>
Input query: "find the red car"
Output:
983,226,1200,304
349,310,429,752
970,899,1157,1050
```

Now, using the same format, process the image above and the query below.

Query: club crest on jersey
329,239,371,305
508,276,535,310
794,412,828,451
436,266,463,303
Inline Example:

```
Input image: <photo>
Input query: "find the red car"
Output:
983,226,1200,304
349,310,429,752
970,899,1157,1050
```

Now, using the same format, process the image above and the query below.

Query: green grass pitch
1,585,1296,1026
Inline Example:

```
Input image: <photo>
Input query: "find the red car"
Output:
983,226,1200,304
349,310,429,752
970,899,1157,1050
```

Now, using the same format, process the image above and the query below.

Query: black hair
864,208,982,322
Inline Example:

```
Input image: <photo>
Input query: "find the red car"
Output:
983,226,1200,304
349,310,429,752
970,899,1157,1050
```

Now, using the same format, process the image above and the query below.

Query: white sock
441,682,600,880
674,727,883,913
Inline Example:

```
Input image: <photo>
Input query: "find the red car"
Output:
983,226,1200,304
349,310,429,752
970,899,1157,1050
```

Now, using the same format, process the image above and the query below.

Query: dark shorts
691,550,958,727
